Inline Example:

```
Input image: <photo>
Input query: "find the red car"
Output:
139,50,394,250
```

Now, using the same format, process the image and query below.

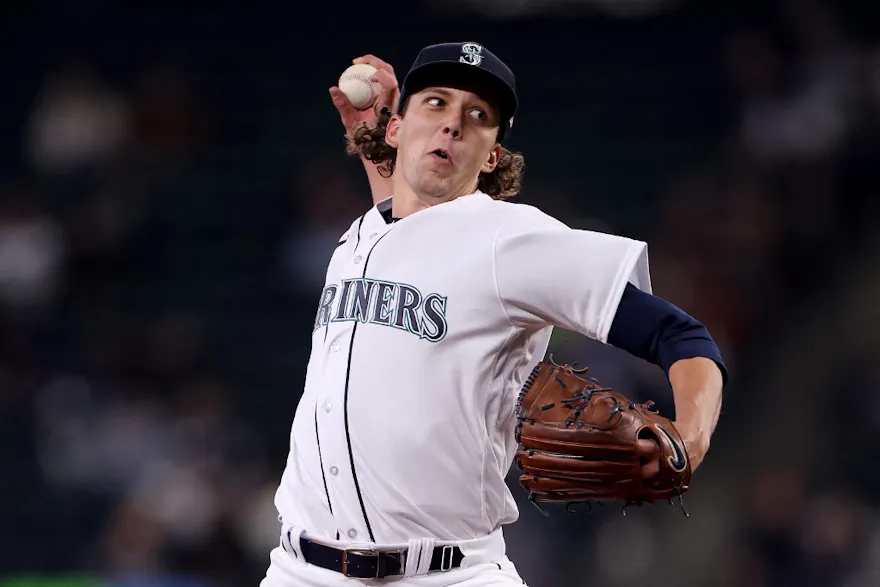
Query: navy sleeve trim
607,283,728,387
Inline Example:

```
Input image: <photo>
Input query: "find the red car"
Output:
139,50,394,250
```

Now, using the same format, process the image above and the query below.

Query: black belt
299,537,464,579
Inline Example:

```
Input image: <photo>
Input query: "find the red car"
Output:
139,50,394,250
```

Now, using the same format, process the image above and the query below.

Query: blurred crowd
1,2,879,587
531,4,880,586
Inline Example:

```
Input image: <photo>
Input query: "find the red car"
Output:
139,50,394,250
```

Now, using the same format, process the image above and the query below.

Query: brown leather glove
514,357,691,514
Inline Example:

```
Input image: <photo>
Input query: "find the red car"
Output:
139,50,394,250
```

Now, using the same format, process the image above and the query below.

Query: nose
442,112,463,139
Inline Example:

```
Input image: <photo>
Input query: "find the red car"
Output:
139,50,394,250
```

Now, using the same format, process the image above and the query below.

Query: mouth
429,149,453,164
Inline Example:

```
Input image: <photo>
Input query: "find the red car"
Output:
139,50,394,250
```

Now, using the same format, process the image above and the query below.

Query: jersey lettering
314,284,338,330
334,279,355,321
314,279,448,342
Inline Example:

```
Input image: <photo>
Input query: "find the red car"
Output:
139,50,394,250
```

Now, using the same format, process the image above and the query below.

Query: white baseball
338,63,380,110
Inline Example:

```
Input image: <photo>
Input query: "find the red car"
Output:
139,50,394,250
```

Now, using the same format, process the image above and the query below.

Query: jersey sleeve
492,206,651,343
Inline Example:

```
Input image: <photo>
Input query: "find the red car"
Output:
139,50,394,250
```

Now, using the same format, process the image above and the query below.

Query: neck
389,184,432,219
389,176,478,219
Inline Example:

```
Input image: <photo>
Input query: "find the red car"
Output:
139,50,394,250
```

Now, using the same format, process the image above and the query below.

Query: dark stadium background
1,1,879,585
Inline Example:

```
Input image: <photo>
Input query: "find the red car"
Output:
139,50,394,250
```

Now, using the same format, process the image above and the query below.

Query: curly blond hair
345,105,525,200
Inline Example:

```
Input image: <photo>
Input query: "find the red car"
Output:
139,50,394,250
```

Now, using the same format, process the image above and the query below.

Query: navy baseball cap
397,42,518,142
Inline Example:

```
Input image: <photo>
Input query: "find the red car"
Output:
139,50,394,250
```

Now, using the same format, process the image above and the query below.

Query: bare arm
668,356,724,471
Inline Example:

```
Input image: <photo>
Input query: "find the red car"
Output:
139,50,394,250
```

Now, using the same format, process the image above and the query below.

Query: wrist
672,405,714,470
672,417,709,469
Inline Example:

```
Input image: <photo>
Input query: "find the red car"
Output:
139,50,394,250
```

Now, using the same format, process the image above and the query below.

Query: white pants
259,527,527,587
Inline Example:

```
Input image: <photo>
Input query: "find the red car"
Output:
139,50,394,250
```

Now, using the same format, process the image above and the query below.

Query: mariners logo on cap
460,42,483,66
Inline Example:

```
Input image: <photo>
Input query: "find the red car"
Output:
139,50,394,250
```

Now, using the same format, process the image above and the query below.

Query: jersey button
347,529,357,539
330,342,339,352
323,402,332,413
369,232,377,240
329,466,338,476
353,255,363,264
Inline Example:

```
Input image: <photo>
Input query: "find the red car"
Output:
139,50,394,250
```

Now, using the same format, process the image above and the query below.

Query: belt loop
457,527,506,569
403,537,435,576
282,524,305,560
403,538,422,576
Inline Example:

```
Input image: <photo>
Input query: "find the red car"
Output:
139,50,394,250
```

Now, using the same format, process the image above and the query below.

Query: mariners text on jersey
274,191,652,552
314,278,449,343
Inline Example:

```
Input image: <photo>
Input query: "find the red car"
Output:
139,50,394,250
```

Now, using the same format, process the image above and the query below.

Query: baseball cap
397,42,518,142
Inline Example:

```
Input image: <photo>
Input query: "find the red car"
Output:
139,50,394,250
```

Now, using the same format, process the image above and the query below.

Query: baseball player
260,42,727,587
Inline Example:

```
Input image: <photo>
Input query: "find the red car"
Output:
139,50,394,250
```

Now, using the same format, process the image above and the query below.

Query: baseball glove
514,356,691,515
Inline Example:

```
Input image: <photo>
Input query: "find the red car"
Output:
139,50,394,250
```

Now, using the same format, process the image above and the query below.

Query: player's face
386,86,502,201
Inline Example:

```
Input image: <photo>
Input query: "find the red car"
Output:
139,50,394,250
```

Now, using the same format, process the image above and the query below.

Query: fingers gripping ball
338,63,380,110
514,357,692,515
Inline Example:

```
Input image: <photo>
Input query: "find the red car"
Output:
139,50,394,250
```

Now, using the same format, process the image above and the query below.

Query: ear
481,144,502,174
385,114,402,149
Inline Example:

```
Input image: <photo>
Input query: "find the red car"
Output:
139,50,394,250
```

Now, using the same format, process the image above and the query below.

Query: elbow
607,284,728,387
660,323,728,389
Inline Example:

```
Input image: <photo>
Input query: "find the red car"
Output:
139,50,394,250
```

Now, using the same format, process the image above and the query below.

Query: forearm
607,283,726,469
668,357,723,447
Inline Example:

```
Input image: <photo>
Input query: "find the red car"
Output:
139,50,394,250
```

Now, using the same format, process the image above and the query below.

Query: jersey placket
315,216,389,543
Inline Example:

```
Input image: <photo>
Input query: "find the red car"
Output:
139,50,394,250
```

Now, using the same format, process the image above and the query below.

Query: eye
468,108,488,122
426,97,445,107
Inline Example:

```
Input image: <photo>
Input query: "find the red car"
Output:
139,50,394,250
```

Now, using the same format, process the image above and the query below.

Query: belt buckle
341,548,380,578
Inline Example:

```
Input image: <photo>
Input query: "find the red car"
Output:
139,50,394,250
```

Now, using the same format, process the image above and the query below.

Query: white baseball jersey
274,190,651,546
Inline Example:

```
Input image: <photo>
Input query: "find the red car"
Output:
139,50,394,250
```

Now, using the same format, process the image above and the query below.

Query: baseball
338,63,380,110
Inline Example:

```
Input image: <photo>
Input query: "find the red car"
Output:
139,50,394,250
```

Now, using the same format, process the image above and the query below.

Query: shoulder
487,198,649,253
467,195,571,231
483,200,574,237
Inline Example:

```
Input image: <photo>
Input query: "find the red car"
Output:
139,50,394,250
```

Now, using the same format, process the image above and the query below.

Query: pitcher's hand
330,55,400,138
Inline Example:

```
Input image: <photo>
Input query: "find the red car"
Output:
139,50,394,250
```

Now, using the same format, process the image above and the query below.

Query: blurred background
2,0,879,586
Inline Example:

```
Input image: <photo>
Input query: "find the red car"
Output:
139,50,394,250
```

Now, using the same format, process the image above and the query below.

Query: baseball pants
259,527,528,586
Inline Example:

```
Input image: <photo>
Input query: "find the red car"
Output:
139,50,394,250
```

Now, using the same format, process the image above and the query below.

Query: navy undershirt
608,283,727,386
379,199,399,224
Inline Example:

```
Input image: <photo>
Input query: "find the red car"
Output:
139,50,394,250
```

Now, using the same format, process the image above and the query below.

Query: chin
413,177,452,199
408,166,464,200
420,187,451,201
